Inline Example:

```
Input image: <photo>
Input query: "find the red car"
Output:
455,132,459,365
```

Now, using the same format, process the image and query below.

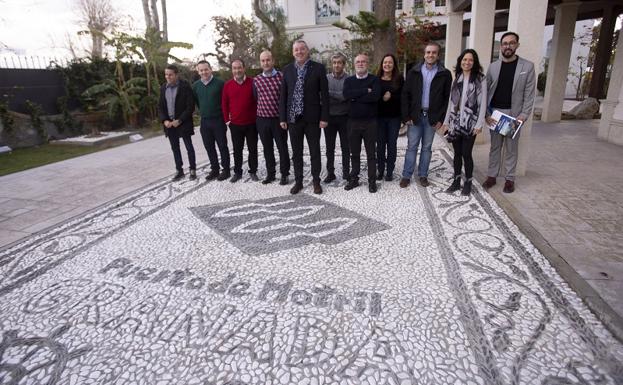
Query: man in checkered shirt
254,51,290,185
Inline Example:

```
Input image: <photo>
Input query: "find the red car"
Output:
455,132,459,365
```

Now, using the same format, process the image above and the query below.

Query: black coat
401,62,452,126
279,60,330,124
158,79,195,137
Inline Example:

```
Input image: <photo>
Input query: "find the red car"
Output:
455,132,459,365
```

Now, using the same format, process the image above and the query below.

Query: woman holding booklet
441,49,487,196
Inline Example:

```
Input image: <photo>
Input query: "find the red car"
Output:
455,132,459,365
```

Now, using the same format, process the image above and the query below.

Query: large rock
568,97,600,119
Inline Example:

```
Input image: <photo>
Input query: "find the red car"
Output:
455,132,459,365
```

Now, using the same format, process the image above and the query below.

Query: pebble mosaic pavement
0,141,622,385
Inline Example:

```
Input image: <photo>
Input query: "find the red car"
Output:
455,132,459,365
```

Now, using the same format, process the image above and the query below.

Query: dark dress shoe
482,176,496,189
323,173,336,183
369,181,377,193
172,171,184,181
280,175,289,185
461,180,472,196
344,179,360,191
503,180,515,193
205,169,219,180
290,182,304,194
262,175,276,184
399,178,410,188
313,181,322,194
376,172,384,181
446,177,461,193
249,173,259,182
189,169,197,180
230,173,242,183
384,174,393,182
419,177,430,187
217,170,231,181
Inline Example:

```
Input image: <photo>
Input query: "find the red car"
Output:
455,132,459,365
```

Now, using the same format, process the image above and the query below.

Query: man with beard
254,51,290,185
343,53,381,193
482,32,536,193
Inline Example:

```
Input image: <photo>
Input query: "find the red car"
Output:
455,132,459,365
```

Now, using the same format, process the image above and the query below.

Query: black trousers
257,117,290,177
325,114,350,177
348,119,376,182
200,117,230,172
167,129,196,172
289,120,321,183
452,134,476,179
229,123,258,176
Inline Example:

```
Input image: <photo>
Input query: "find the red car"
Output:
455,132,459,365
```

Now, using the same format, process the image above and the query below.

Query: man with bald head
279,40,330,195
343,53,381,193
254,50,290,185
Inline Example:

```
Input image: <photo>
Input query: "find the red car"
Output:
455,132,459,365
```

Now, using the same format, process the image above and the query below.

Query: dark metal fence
0,55,70,70
0,68,66,114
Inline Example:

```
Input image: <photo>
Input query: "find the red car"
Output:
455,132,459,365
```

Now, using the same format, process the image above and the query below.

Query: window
414,0,425,15
372,1,403,12
435,0,446,6
316,0,340,24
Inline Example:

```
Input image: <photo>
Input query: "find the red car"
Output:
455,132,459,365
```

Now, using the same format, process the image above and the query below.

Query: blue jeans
376,116,401,176
402,114,435,178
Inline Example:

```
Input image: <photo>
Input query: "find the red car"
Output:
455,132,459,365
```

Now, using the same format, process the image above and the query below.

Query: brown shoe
419,177,430,187
313,181,322,194
482,176,496,189
399,178,410,188
503,180,515,193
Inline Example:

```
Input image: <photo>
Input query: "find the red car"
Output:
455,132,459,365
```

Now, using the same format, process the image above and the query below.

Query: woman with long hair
441,48,487,196
376,53,404,181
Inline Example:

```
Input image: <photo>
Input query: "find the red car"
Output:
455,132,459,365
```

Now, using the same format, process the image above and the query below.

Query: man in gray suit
482,32,536,193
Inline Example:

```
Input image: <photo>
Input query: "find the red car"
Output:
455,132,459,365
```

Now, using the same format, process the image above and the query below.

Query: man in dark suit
279,40,330,195
158,64,196,181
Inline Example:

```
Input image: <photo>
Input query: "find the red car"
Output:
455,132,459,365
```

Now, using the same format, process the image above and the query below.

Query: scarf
447,73,483,136
288,61,309,123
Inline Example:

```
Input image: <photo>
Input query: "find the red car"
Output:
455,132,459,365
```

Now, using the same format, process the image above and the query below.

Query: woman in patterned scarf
441,49,487,196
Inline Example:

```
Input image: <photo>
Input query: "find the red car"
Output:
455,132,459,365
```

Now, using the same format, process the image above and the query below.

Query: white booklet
489,109,523,139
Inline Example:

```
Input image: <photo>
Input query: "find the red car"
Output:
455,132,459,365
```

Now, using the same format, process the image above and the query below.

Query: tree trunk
91,33,103,59
141,0,154,30
372,0,397,66
161,0,168,41
150,0,160,31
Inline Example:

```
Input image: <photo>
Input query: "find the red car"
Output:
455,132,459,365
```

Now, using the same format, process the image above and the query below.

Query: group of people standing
158,31,535,196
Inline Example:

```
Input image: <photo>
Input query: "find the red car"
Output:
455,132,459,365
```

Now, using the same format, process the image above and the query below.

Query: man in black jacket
158,64,196,181
400,42,452,188
343,53,381,193
279,40,330,195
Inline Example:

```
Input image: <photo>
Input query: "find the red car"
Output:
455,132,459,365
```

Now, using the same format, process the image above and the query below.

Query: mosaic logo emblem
190,194,390,255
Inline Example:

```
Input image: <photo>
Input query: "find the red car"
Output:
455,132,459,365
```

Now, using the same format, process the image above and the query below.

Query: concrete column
445,11,464,69
468,0,496,144
507,0,548,176
588,5,617,99
598,24,623,145
468,0,495,73
541,2,579,123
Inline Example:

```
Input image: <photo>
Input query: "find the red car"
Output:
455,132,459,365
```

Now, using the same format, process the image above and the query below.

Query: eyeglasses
501,41,518,47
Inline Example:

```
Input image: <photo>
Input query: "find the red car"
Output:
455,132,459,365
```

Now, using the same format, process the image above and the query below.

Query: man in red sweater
222,59,258,183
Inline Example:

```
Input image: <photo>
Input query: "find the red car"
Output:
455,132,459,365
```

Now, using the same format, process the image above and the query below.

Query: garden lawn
0,144,101,176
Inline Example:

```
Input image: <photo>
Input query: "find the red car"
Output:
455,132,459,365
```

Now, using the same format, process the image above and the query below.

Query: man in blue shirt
400,42,452,188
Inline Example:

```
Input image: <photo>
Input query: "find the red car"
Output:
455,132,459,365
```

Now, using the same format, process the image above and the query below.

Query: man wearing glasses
482,32,536,193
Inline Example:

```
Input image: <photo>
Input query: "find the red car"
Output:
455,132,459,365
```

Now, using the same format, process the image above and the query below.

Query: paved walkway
0,121,622,384
472,119,623,326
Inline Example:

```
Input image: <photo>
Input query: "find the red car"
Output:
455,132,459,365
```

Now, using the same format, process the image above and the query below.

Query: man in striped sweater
254,51,290,185
222,59,258,183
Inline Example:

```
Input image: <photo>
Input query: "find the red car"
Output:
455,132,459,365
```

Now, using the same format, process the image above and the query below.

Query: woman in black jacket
376,54,404,181
441,49,487,196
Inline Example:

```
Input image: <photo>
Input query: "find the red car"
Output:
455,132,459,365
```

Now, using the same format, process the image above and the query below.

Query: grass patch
0,144,101,176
